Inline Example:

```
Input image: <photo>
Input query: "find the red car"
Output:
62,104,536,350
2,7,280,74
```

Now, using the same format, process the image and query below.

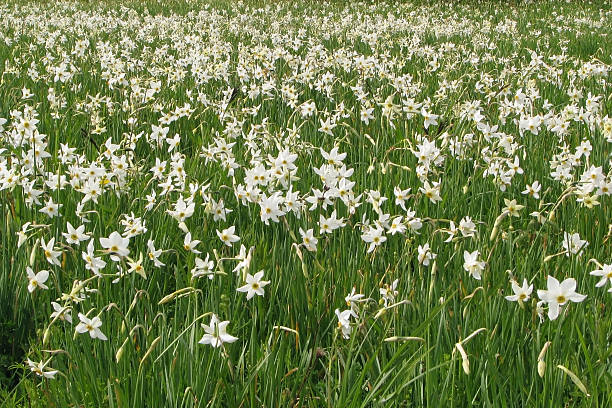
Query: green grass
0,0,611,406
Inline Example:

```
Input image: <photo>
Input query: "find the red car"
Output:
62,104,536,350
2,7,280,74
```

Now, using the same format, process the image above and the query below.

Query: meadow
0,0,611,406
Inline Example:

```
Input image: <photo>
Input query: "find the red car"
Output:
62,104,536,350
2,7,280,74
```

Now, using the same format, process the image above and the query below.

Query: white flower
417,243,436,266
50,302,72,323
421,107,439,129
147,239,165,267
26,358,58,379
192,254,215,279
232,245,254,274
537,276,586,320
344,287,365,317
299,228,318,252
361,226,386,253
388,216,406,235
463,250,485,280
562,232,588,256
335,309,352,339
182,232,201,254
505,279,533,302
590,263,612,291
82,239,106,275
198,314,238,348
100,231,130,261
237,270,270,300
380,279,399,306
41,237,62,266
522,181,541,199
75,313,108,341
39,197,62,218
216,226,240,247
62,221,89,245
459,216,477,237
26,267,49,292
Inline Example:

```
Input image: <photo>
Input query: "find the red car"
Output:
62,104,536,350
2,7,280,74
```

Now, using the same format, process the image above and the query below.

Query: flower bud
30,239,39,266
116,344,125,363
538,360,546,378
43,328,51,346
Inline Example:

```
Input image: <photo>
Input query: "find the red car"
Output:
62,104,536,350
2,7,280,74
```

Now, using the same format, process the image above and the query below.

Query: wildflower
421,107,439,129
216,226,240,247
589,263,612,291
232,245,254,274
50,302,72,323
237,270,270,300
463,250,485,280
420,180,442,203
537,276,586,320
299,228,318,252
26,358,58,379
345,287,365,316
75,313,108,340
502,199,524,217
505,279,533,302
388,216,406,235
335,309,352,339
522,181,541,199
63,221,90,245
182,232,201,254
191,254,215,279
319,210,345,234
361,226,386,253
417,243,436,266
198,314,238,348
380,279,399,306
26,267,49,292
39,197,62,218
127,253,146,279
562,232,588,256
100,231,130,261
394,186,411,211
459,216,477,237
82,239,106,275
41,238,62,266
146,239,165,267
318,117,336,136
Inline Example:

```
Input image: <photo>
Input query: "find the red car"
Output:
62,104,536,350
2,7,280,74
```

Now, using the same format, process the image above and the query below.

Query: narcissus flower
217,226,240,247
41,237,62,266
26,358,58,379
590,263,612,291
537,276,586,320
463,250,485,280
505,279,533,302
198,314,238,348
100,231,130,261
237,270,270,300
75,313,108,341
26,267,49,292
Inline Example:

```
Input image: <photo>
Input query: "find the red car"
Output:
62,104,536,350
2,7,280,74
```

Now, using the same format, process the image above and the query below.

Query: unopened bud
537,341,551,378
30,239,39,266
538,360,546,378
43,328,51,346
116,344,125,363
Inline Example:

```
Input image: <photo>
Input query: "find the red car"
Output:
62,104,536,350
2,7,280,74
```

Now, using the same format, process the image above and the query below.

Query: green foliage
0,0,611,407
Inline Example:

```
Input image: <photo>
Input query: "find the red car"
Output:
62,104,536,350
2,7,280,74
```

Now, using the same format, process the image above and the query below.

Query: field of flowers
0,0,611,406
